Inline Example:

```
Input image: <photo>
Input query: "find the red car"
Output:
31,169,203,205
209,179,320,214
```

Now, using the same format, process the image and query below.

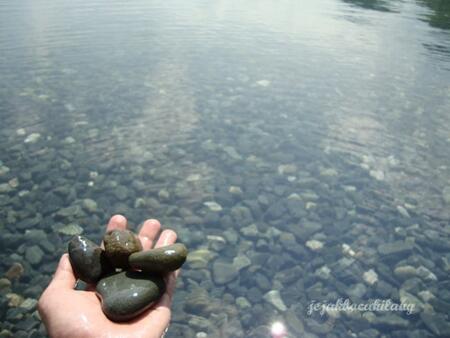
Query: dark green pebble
68,236,112,284
129,243,188,273
96,271,165,322
103,229,142,269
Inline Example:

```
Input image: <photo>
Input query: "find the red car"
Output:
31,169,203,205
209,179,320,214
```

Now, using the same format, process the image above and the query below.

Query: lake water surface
1,0,450,337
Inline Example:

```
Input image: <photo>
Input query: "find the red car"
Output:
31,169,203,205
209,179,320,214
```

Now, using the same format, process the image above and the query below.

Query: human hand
38,215,179,338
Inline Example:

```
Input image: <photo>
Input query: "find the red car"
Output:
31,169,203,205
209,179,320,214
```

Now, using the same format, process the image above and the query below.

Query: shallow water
1,0,450,337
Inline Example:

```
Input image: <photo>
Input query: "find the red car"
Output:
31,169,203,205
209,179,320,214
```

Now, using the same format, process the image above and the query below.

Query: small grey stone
346,283,367,299
25,246,44,265
223,229,238,244
0,329,13,338
290,221,322,240
56,205,83,219
416,266,437,281
230,206,253,225
203,201,222,212
377,241,414,256
399,289,424,314
188,315,211,331
56,224,84,236
236,297,251,309
320,168,338,176
256,79,271,87
420,311,450,336
113,186,129,201
232,254,251,271
158,189,170,201
228,186,243,195
397,205,410,218
186,249,216,269
19,298,38,311
394,265,417,280
63,136,76,144
17,216,42,230
286,310,305,335
23,230,47,245
363,269,378,285
212,261,238,285
207,235,226,251
305,239,324,251
0,165,10,176
240,223,259,238
279,231,296,243
278,164,297,175
82,199,98,213
0,278,12,291
0,183,12,194
263,290,287,311
24,133,41,144
315,265,331,280
223,146,242,160
255,273,271,291
369,170,384,181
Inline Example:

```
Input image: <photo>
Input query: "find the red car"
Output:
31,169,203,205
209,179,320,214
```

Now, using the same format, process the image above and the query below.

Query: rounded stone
129,243,188,273
212,260,238,285
68,236,112,284
96,271,165,322
103,230,142,269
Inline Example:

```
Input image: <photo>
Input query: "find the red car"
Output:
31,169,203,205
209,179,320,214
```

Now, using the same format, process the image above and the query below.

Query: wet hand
38,215,178,338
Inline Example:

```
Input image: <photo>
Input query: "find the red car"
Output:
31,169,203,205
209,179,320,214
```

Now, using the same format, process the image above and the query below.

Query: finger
164,271,178,298
136,293,172,334
106,214,127,232
154,229,177,249
48,254,77,290
138,219,161,250
134,300,171,335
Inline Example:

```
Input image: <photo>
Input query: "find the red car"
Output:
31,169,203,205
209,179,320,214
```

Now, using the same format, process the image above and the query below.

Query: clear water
1,0,450,337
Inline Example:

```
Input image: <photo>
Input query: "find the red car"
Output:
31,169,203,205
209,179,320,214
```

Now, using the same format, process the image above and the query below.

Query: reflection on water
419,0,450,29
1,0,450,337
342,0,398,12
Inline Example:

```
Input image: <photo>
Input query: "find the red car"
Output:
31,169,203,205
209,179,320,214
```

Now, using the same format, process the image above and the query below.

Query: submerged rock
25,246,44,265
256,79,271,87
363,269,378,285
24,133,41,144
56,224,84,236
263,290,287,312
68,236,112,284
212,260,239,285
129,243,188,273
203,201,223,212
377,240,414,256
96,271,165,322
420,311,450,336
5,263,24,281
305,239,324,251
186,249,216,269
81,199,98,213
104,229,142,269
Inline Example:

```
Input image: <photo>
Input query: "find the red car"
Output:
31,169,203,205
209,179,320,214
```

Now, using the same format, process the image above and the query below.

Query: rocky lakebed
1,0,450,337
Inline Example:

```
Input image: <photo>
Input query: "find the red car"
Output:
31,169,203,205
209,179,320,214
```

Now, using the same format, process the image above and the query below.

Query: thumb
49,253,77,289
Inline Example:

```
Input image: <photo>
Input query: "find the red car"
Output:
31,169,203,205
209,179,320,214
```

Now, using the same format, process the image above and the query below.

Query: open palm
39,215,179,338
